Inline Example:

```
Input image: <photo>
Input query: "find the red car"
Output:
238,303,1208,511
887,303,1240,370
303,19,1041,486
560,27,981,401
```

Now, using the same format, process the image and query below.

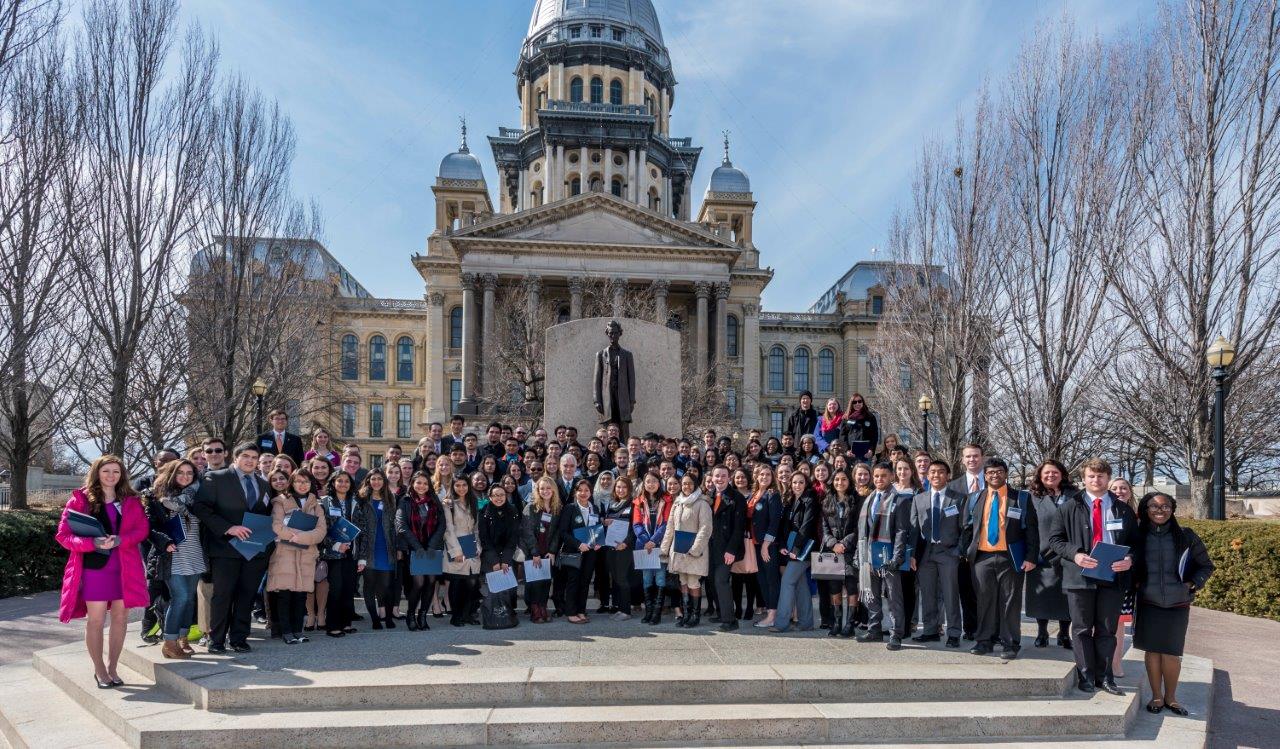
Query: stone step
0,663,129,749
112,642,1074,710
28,646,1138,749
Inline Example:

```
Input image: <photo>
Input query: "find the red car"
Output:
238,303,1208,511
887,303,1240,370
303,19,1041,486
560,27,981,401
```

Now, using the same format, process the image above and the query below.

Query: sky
178,0,1158,310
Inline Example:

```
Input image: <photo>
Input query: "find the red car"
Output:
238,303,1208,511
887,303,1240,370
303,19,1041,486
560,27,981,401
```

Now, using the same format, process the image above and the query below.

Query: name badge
943,505,959,517
328,506,341,516
1106,519,1124,531
541,513,553,523
1007,507,1023,520
588,514,598,526
755,502,763,512
260,439,273,447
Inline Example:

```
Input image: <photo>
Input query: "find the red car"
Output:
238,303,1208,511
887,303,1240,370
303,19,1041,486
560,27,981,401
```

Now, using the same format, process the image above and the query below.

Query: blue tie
986,491,1000,545
242,474,257,509
931,492,942,543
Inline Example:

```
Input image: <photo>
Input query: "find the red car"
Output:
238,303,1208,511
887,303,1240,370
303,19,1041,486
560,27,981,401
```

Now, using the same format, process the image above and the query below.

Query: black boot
684,593,703,628
675,592,690,627
641,587,655,624
840,606,855,638
405,608,419,631
828,602,843,637
651,591,663,625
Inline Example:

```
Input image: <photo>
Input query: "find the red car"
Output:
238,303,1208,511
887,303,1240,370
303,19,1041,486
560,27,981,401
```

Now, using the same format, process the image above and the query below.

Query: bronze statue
593,319,636,439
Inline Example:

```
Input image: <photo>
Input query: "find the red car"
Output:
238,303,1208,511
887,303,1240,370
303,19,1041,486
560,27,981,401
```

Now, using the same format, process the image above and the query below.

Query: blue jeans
773,560,814,631
163,573,200,640
642,567,667,589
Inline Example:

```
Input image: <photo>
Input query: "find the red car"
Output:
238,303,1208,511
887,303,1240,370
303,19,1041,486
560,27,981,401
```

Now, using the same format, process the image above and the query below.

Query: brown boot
177,637,195,655
161,640,190,660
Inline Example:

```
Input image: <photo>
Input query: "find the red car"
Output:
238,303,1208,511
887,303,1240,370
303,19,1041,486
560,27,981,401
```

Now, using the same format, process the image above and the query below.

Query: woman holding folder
632,473,672,625
142,459,204,659
57,456,150,688
661,473,712,628
769,472,820,633
750,463,783,628
395,471,446,631
479,484,521,614
266,468,328,644
443,475,483,627
520,476,561,623
558,478,602,624
322,472,359,637
602,475,637,620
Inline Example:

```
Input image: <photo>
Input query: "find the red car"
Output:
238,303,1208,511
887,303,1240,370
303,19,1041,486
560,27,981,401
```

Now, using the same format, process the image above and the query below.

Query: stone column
553,144,565,201
480,273,497,390
742,303,762,429
628,149,638,201
568,277,584,320
611,278,627,318
694,281,710,381
650,279,669,326
638,148,649,206
458,273,479,412
425,291,446,423
713,282,730,385
579,146,589,193
517,168,526,212
604,147,613,193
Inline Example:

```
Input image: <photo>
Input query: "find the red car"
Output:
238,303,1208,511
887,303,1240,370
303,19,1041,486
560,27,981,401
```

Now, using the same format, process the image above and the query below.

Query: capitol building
317,0,892,460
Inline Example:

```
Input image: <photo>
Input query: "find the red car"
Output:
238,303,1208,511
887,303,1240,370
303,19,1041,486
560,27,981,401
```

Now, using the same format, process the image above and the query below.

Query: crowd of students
55,393,1214,716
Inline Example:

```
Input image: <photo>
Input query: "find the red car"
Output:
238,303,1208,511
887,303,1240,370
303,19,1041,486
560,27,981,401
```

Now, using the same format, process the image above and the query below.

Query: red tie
1091,497,1103,548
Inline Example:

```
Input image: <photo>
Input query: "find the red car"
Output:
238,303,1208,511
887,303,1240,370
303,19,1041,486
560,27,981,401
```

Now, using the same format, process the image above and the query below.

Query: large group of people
56,394,1214,715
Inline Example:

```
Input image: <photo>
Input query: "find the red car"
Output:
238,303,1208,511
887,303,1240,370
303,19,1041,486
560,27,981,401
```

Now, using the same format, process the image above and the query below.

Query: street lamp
252,378,268,435
918,394,933,452
1206,336,1235,521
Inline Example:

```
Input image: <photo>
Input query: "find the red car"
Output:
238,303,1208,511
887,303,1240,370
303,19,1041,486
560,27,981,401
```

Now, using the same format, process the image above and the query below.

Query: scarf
409,492,439,542
820,410,845,434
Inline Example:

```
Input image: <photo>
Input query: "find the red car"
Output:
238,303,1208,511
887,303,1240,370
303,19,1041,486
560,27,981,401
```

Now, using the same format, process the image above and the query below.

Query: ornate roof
707,133,750,194
438,119,486,182
528,0,664,44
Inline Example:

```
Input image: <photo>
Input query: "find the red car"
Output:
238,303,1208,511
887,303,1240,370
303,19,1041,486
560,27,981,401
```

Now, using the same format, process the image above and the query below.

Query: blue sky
180,0,1157,310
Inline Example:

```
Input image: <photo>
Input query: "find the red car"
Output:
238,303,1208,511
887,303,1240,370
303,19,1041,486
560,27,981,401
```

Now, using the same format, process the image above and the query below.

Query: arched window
396,336,414,381
609,79,623,105
793,347,810,392
768,346,785,392
448,307,463,349
818,348,835,392
726,315,739,358
570,176,581,196
590,76,603,104
569,77,583,103
611,177,624,197
369,335,386,381
340,334,358,380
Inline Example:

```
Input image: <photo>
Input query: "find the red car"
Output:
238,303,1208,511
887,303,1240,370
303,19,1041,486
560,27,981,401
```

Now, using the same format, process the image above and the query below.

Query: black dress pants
972,551,1023,648
605,548,634,614
325,556,356,631
209,554,269,647
958,557,977,637
710,556,735,624
564,551,597,617
1067,586,1124,681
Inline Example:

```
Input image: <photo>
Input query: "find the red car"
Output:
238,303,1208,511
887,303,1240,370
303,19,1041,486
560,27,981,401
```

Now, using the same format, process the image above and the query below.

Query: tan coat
266,493,328,592
443,497,482,576
661,491,712,576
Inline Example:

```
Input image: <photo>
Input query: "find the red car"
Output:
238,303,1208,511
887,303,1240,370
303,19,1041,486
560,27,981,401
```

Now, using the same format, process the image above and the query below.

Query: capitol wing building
317,0,894,462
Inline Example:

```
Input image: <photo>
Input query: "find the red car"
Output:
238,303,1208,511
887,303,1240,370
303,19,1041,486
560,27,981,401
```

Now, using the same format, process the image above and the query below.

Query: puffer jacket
660,490,712,576
266,493,328,592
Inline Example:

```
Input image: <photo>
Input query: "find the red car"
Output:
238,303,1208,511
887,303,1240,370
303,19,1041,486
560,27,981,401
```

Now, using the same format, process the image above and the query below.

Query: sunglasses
204,448,225,454
850,400,863,404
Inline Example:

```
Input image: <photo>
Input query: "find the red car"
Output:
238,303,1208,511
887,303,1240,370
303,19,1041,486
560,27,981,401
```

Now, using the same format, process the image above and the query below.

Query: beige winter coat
660,490,712,576
266,493,328,592
443,497,482,576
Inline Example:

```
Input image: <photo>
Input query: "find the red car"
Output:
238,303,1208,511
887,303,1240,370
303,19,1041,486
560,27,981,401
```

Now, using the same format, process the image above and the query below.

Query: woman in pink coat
56,455,150,689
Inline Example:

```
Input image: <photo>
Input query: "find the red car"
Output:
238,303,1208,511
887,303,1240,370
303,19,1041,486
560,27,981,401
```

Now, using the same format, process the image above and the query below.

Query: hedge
0,509,66,599
1184,519,1280,622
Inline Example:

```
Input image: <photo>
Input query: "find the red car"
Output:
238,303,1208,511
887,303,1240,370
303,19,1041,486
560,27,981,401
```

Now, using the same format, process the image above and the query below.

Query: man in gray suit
856,462,914,650
912,460,967,648
593,319,636,440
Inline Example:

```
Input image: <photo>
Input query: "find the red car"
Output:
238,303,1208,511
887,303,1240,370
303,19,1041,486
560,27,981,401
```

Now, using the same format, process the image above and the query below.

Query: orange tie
714,493,722,513
275,433,283,453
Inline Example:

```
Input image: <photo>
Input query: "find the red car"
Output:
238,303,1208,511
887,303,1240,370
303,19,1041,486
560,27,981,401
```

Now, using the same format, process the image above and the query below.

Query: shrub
1184,519,1280,622
0,509,66,598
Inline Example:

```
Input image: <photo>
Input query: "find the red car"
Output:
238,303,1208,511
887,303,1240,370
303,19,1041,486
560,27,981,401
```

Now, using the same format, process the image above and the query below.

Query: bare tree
63,0,214,463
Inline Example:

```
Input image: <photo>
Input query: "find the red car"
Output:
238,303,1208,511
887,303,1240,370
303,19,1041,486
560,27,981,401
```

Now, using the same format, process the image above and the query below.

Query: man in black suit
707,466,746,631
256,409,304,466
191,442,273,653
962,457,1037,660
440,415,466,455
1048,458,1137,695
912,460,967,647
947,442,986,640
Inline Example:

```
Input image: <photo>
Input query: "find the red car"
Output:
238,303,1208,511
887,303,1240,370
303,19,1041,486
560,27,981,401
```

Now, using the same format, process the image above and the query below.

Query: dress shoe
161,640,189,659
417,611,430,630
839,620,856,638
912,633,941,643
93,673,113,689
384,617,396,629
886,636,903,651
718,620,739,632
856,629,884,643
372,619,384,630
1000,646,1019,660
230,642,252,653
945,636,960,648
1058,634,1073,649
178,637,195,655
1076,673,1096,693
326,630,345,638
969,643,992,655
1034,633,1049,648
405,615,418,631
963,632,975,641
108,675,125,687
1098,678,1124,696
206,643,227,654
283,634,300,645
141,633,160,645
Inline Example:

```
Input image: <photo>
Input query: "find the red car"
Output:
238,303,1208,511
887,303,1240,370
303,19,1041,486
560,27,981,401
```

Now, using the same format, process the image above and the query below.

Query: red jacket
631,493,673,547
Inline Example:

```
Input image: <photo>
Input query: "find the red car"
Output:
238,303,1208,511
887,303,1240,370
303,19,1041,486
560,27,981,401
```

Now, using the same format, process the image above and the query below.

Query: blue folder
327,517,361,544
456,533,479,559
870,540,912,571
573,525,604,546
1082,542,1130,582
673,529,697,554
66,509,106,539
230,512,275,559
786,531,815,562
410,550,444,575
164,515,186,546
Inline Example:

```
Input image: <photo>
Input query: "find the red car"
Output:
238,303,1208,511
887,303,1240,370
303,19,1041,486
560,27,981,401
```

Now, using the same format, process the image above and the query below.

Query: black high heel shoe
94,673,113,689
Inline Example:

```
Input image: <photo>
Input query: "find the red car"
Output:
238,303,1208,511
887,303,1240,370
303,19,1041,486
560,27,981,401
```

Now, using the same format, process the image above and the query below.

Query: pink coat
56,489,151,622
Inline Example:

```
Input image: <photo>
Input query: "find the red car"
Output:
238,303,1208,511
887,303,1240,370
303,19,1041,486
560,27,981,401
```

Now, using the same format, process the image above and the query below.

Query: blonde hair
532,476,563,516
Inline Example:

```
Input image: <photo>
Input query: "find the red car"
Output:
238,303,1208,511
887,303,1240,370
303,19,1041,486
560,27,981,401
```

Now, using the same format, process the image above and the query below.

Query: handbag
557,552,583,569
314,560,329,584
811,552,847,580
730,536,758,574
480,591,518,630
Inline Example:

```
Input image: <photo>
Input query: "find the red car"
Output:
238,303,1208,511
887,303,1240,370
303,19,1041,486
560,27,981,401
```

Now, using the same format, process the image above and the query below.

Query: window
369,403,383,438
449,379,462,413
612,27,624,41
569,25,581,39
569,77,583,102
368,335,386,381
768,346,785,391
396,336,414,381
726,387,737,416
871,295,884,315
793,347,810,393
770,410,784,437
611,177,624,197
570,176,581,196
899,363,912,391
340,334,358,380
448,306,463,349
726,315,739,358
818,348,835,392
590,76,603,104
397,403,412,439
590,25,602,38
341,403,355,438
370,455,384,469
609,79,623,106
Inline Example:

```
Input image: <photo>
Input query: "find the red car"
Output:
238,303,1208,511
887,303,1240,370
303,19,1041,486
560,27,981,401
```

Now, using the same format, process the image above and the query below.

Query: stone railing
759,312,836,324
496,127,525,139
338,298,429,312
544,100,649,117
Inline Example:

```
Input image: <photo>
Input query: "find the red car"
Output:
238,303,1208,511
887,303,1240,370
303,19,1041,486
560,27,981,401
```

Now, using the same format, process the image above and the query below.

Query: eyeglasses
204,448,225,454
1148,504,1173,512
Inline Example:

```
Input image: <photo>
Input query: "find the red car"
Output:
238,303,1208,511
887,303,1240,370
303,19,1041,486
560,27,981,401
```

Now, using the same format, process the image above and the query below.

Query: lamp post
918,394,933,452
252,378,268,435
1206,336,1235,521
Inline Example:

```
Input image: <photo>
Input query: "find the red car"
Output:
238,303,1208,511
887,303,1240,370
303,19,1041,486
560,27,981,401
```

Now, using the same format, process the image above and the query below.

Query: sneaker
610,611,632,621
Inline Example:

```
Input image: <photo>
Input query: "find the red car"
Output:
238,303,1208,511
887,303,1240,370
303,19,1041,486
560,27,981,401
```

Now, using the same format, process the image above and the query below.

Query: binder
673,529,696,554
410,550,444,575
456,533,479,559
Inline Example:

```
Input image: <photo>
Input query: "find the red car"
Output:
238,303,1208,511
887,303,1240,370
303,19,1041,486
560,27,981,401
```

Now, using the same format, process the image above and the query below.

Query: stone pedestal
544,317,681,437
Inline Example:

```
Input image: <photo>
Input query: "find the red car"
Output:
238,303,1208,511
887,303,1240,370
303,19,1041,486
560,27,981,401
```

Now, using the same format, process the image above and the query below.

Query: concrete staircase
0,626,1213,749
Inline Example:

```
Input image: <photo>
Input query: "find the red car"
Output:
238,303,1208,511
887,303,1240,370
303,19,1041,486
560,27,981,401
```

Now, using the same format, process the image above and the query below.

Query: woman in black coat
749,463,784,628
601,475,637,619
769,472,821,633
557,478,603,623
840,393,880,463
395,471,446,631
478,485,521,571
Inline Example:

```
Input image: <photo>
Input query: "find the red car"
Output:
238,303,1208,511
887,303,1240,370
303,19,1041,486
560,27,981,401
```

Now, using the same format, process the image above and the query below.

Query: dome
438,120,485,182
707,134,750,193
528,0,664,44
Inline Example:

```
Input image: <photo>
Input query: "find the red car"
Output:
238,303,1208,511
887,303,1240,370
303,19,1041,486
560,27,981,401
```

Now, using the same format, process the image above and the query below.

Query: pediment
452,192,735,250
